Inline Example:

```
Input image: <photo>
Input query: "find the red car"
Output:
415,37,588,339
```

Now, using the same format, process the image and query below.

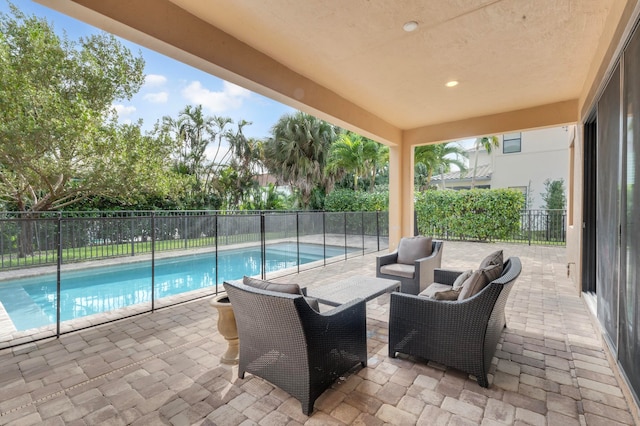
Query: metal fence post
151,212,156,312
183,211,188,250
130,212,135,256
361,211,365,255
528,210,532,246
344,212,347,260
260,212,266,279
56,212,62,338
296,212,300,274
323,212,326,266
214,213,219,293
376,211,380,252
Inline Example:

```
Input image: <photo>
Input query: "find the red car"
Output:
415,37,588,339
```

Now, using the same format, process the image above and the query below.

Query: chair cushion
433,289,461,300
397,236,433,265
243,276,302,294
452,269,473,290
242,276,319,311
419,283,452,298
457,262,504,300
457,270,486,300
479,250,503,271
380,263,415,279
481,263,502,285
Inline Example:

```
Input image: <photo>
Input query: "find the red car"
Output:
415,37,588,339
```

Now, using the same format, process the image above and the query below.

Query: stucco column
388,142,415,251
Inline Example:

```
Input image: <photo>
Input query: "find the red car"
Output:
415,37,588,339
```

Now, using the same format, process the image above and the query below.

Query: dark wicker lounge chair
377,238,444,295
223,280,368,415
388,257,522,387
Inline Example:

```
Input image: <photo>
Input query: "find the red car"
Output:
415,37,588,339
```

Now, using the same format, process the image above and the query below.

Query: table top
305,275,400,307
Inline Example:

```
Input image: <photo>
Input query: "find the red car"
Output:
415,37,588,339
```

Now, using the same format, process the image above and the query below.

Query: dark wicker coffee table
305,275,401,307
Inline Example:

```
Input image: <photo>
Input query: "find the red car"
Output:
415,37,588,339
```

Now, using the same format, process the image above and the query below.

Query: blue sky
1,0,295,140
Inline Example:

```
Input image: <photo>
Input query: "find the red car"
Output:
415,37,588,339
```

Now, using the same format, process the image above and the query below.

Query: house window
503,133,521,153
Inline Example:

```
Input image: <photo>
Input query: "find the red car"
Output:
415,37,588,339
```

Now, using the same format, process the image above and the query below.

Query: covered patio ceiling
35,0,625,146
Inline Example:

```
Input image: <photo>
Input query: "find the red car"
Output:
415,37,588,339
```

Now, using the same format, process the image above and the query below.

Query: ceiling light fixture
446,80,459,88
403,21,419,32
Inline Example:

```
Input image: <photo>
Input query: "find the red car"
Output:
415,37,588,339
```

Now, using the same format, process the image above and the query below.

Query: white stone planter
209,294,239,365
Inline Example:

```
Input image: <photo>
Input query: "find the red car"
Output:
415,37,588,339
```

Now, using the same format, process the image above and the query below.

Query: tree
470,136,499,189
540,178,566,241
156,106,236,208
168,105,213,181
414,142,467,190
0,6,180,211
326,131,383,191
0,6,181,255
263,112,337,208
540,178,566,210
216,120,263,209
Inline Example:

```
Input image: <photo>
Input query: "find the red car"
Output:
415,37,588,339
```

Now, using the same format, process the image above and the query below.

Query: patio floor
0,241,638,425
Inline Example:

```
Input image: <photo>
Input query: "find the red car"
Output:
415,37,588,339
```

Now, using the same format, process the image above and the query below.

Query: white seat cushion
380,263,415,279
419,283,453,298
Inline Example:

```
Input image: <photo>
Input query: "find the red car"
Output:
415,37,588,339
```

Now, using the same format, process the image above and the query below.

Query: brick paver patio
0,241,638,425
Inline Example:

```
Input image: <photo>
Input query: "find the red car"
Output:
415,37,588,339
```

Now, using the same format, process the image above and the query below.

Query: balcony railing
424,209,567,245
0,210,389,349
0,210,389,270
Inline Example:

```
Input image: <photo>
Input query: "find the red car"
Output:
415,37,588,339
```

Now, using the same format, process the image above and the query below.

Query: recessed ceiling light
403,21,419,32
446,80,459,88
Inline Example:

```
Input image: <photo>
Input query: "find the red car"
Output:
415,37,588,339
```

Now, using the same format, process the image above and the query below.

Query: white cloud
143,91,169,103
113,104,136,116
181,80,251,113
144,74,167,87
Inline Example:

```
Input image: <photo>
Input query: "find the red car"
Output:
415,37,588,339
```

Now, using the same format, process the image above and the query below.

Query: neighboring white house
432,126,570,209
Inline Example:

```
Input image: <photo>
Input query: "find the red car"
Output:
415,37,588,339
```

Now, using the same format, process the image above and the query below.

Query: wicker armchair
388,257,522,387
377,239,444,295
223,280,368,415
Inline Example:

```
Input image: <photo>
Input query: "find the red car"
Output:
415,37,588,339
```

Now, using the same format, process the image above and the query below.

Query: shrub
324,189,389,212
415,189,524,241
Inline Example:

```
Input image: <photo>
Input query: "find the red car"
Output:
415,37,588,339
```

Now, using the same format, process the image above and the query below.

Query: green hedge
324,189,388,212
415,189,524,241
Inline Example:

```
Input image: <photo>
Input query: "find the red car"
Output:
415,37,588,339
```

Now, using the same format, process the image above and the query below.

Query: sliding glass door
621,26,640,398
596,63,621,352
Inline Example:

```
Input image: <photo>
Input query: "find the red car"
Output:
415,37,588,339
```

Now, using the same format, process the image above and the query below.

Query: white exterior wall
490,127,570,209
466,146,492,168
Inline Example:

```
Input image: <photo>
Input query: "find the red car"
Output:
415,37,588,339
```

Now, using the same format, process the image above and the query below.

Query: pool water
0,242,351,331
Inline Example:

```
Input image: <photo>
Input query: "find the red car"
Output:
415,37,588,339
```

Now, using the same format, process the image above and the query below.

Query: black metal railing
0,210,389,349
424,209,567,245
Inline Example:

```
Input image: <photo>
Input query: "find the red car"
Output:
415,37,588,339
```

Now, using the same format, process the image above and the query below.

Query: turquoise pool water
0,242,351,331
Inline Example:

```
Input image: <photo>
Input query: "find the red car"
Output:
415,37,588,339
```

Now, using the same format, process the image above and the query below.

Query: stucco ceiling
167,0,613,128
36,0,617,144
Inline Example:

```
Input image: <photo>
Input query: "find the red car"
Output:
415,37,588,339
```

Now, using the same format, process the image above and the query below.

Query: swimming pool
0,242,352,331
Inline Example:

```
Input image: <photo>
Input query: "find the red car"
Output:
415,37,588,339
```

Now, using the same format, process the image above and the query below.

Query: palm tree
221,120,261,208
178,105,214,180
207,115,234,174
326,132,383,191
263,112,337,208
414,142,467,190
471,136,499,189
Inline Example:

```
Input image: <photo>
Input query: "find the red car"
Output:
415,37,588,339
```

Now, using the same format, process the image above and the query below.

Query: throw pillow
243,276,302,295
457,270,486,300
479,250,503,270
481,263,502,285
433,289,461,300
452,269,473,290
419,283,453,298
397,236,433,265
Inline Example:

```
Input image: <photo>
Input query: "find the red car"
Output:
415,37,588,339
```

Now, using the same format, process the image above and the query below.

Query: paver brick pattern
0,241,638,425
